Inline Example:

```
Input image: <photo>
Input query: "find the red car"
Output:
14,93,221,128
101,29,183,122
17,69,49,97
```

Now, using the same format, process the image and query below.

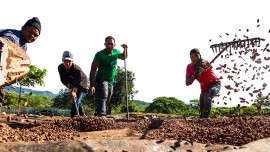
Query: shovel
73,98,80,117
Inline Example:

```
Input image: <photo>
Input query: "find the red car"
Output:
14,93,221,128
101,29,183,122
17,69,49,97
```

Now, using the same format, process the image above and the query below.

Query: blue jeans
70,91,85,117
200,82,221,118
96,78,113,116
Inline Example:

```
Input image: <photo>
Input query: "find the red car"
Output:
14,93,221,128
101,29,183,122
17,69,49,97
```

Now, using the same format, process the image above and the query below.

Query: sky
1,0,270,107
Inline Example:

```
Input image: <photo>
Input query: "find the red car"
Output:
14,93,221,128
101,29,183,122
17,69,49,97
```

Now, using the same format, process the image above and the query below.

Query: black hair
190,48,201,60
105,36,115,43
190,48,200,56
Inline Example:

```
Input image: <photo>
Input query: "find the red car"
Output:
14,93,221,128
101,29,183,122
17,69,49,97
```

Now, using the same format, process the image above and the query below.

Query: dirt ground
0,113,270,152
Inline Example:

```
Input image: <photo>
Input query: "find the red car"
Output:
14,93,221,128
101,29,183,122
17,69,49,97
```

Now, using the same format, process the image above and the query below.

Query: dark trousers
96,78,113,116
199,82,221,118
70,91,85,118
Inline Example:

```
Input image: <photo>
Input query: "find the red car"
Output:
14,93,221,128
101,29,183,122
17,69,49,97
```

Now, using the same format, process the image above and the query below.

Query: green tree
120,101,139,113
24,94,50,108
3,91,50,108
3,92,19,106
145,96,187,114
51,89,71,109
19,65,47,87
17,65,47,108
108,66,138,114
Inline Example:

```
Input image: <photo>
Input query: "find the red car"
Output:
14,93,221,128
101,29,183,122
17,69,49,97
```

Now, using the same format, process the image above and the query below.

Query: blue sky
1,0,270,107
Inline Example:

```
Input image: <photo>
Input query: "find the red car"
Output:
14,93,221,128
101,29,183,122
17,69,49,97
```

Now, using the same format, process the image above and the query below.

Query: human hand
194,67,204,78
204,63,211,71
89,87,95,96
121,43,128,49
71,91,77,100
194,59,205,78
198,67,204,76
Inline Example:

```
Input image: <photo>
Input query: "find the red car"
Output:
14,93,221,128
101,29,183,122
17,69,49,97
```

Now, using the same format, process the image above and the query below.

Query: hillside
4,86,56,98
132,100,151,111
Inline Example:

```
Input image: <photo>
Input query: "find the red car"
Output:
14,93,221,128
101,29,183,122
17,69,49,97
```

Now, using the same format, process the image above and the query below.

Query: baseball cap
62,51,74,61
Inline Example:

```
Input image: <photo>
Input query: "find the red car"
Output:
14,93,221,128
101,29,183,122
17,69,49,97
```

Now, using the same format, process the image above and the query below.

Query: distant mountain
4,86,56,98
132,100,151,111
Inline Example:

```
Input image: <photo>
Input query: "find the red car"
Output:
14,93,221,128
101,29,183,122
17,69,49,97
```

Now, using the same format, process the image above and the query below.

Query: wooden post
124,48,129,120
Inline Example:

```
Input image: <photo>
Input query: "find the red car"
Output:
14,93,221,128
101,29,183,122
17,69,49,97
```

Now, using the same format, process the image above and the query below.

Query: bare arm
186,75,196,86
118,44,128,60
89,61,99,87
89,61,99,95
185,64,197,86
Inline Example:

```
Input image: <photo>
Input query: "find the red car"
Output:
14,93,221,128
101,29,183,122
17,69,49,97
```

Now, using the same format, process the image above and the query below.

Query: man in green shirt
89,36,128,117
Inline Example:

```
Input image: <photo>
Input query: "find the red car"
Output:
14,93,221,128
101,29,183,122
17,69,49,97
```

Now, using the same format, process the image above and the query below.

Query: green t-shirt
94,48,122,84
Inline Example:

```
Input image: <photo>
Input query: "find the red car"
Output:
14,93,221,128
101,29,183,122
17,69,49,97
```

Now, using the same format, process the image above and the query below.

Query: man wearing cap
0,17,41,51
58,51,88,118
185,48,221,118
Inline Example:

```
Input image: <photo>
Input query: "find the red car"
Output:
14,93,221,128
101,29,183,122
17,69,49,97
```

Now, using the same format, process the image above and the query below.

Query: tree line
2,65,270,117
